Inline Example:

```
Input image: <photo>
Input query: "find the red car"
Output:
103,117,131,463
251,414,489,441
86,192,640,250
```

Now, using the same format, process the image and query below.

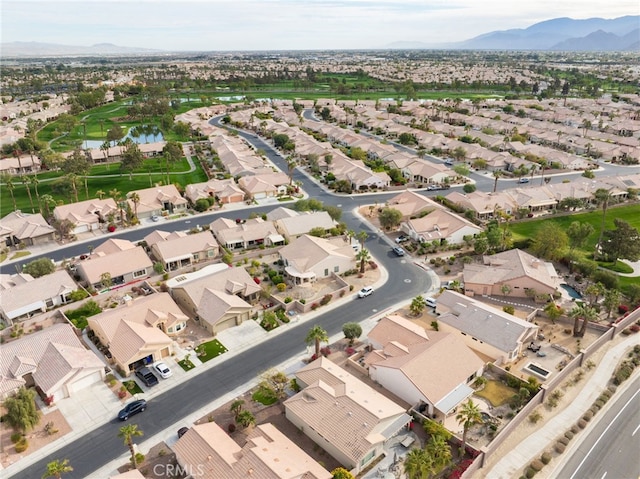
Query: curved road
9,120,432,479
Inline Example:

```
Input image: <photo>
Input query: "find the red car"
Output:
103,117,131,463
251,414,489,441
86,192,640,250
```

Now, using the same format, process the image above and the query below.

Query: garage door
73,224,90,234
215,316,237,334
68,370,103,395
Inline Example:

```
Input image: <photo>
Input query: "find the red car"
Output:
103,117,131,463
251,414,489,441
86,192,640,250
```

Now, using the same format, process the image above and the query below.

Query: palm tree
109,189,124,227
66,173,79,203
570,304,599,338
128,192,140,223
425,434,452,472
236,410,256,428
456,399,483,454
230,399,245,421
95,190,106,200
593,188,611,260
492,170,502,193
30,176,40,207
118,424,143,469
40,194,56,219
21,176,35,213
42,459,73,479
538,159,548,186
356,248,371,274
100,141,110,171
2,174,17,211
286,156,297,185
356,230,368,250
403,448,433,479
305,325,328,358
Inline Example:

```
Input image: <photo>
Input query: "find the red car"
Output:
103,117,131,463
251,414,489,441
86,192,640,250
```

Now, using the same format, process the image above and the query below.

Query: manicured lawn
9,251,31,260
474,380,517,407
195,339,228,363
65,300,102,330
178,358,196,371
510,204,640,254
597,260,634,274
123,380,144,395
252,387,278,406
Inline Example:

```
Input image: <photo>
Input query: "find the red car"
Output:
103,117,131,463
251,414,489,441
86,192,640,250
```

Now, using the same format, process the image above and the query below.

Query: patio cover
435,383,474,415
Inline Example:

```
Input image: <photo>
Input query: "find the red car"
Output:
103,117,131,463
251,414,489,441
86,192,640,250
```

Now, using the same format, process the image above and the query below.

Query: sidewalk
483,333,640,479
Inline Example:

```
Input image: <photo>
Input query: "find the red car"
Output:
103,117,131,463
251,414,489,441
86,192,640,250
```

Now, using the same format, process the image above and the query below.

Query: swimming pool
560,283,582,299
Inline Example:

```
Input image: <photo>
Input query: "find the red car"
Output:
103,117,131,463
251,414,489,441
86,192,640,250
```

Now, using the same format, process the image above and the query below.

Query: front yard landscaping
474,380,518,407
123,380,144,395
195,339,227,362
178,357,196,371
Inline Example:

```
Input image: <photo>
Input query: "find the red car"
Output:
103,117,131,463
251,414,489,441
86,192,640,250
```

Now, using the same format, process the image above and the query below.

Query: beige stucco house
279,234,355,285
285,358,411,474
401,208,483,245
88,293,186,374
0,210,56,246
128,185,188,219
463,249,561,298
149,230,219,271
274,211,337,240
436,291,539,365
173,422,331,479
210,217,283,250
53,198,120,234
0,323,105,402
184,178,245,205
75,246,153,290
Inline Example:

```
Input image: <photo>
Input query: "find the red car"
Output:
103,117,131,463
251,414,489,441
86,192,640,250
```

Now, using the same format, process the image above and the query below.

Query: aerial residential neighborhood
1,8,640,479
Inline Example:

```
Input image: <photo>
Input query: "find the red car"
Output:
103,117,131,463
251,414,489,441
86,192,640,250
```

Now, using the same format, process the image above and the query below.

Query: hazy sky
3,0,638,50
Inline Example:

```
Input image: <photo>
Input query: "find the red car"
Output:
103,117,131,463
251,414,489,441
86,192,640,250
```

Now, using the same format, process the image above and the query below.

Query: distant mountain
456,16,640,51
1,41,162,57
385,15,640,51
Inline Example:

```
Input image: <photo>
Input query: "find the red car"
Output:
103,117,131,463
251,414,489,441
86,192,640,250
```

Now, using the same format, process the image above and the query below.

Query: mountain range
389,15,639,51
2,16,639,56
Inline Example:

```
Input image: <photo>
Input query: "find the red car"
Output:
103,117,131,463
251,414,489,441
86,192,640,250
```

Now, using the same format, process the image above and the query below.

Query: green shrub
530,459,544,472
571,425,579,434
503,305,515,315
558,436,569,446
555,442,566,454
564,431,574,440
583,410,593,421
14,438,28,453
540,452,551,465
525,467,537,478
10,432,23,444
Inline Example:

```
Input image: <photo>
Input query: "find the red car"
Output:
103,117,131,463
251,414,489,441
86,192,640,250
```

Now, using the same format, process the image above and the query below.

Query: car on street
135,367,159,387
358,286,374,298
395,234,410,243
427,184,450,191
392,246,405,256
444,159,454,166
151,215,160,222
118,399,147,421
518,177,530,183
154,361,172,379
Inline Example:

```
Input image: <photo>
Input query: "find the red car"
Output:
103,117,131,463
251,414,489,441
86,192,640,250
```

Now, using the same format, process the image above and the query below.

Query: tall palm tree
305,325,328,358
109,189,124,227
570,304,599,338
426,434,452,472
356,230,368,250
66,173,79,203
128,192,140,223
40,194,55,219
593,188,611,260
356,248,371,274
95,190,106,200
456,399,482,454
2,174,17,211
30,176,40,207
42,458,73,479
21,176,35,213
403,448,433,479
118,424,143,469
492,170,502,193
538,160,548,186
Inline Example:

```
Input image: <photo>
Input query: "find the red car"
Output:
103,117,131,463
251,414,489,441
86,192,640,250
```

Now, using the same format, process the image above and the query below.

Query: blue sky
3,0,638,50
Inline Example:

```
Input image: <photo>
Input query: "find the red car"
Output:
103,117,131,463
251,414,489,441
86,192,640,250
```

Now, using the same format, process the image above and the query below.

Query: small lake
82,126,164,149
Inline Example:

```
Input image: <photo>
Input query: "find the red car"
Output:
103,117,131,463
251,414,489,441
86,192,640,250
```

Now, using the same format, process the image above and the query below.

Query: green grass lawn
178,358,196,371
123,380,144,395
597,260,634,274
474,380,517,407
195,339,228,363
510,204,640,249
9,251,31,260
252,386,278,406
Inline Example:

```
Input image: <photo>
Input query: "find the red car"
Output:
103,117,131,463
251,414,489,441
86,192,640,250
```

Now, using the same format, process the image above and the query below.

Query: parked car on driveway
395,234,410,243
154,361,172,379
358,286,374,298
392,246,405,257
118,399,147,421
135,367,159,387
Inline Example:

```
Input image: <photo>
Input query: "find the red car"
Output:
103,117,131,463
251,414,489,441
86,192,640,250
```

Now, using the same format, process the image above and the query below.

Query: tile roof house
401,208,483,245
149,230,219,271
169,264,260,334
184,178,245,205
463,249,562,299
0,323,104,401
238,172,290,199
274,211,337,240
172,422,331,479
127,185,188,219
0,154,41,175
88,293,185,374
386,190,435,218
53,198,120,235
210,217,283,250
93,238,136,256
364,315,484,419
279,234,355,285
0,210,56,246
436,291,539,365
0,270,77,323
75,245,153,290
285,358,411,474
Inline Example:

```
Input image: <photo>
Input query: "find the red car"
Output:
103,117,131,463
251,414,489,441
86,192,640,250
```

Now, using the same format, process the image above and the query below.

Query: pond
82,125,164,149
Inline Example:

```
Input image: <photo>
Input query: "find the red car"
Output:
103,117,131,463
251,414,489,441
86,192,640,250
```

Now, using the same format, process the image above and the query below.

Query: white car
358,286,374,298
154,361,172,379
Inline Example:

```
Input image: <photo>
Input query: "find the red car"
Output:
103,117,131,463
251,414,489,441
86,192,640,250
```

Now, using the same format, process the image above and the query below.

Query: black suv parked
135,367,159,387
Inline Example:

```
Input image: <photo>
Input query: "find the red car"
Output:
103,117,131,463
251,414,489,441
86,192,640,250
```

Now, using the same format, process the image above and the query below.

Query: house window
361,450,376,467
193,253,200,261
334,266,339,273
133,269,147,278
207,250,215,257
324,268,329,276
175,322,184,332
45,298,54,308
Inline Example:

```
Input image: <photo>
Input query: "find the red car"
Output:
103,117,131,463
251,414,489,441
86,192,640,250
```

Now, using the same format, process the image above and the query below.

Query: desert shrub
540,452,552,465
320,294,332,305
525,467,537,478
10,432,22,444
564,431,574,440
276,283,287,292
284,297,292,304
503,305,515,315
571,425,579,434
608,385,617,394
530,459,544,472
583,410,593,421
228,423,236,433
590,406,599,415
558,436,570,446
601,389,612,399
555,442,566,453
14,438,28,453
577,419,587,429
529,411,542,424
